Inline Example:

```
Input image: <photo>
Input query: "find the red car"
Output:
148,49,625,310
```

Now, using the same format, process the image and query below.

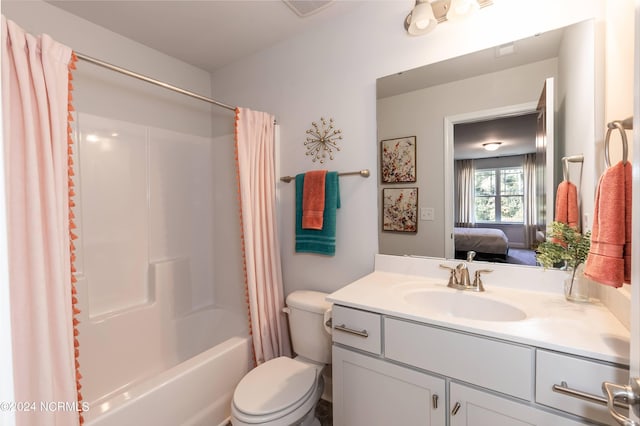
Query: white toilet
231,291,332,426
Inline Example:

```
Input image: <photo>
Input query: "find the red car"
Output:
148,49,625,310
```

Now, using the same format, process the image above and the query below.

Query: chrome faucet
466,250,476,262
439,262,492,292
455,263,471,287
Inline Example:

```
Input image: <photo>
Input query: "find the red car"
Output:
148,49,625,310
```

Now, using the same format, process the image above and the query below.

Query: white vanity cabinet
448,382,584,426
331,305,446,425
332,305,628,426
333,346,446,426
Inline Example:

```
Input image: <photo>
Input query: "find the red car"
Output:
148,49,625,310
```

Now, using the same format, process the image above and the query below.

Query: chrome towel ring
604,117,632,168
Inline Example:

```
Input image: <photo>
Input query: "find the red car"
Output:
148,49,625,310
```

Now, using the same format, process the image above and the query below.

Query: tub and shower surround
2,6,258,424
69,51,288,424
2,13,284,421
72,112,250,425
76,261,251,426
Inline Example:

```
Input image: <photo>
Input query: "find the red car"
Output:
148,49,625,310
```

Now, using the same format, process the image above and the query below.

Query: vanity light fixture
405,0,438,36
404,0,493,36
482,141,502,151
447,0,480,21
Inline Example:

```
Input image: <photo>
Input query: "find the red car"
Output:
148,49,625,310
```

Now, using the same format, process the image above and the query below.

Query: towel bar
562,154,584,182
280,169,370,183
605,117,633,168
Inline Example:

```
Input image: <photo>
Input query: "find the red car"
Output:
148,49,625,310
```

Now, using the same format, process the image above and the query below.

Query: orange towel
554,181,579,229
302,170,327,230
584,161,631,287
623,161,632,283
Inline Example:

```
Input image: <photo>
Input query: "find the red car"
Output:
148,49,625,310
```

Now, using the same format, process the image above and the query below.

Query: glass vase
564,264,589,302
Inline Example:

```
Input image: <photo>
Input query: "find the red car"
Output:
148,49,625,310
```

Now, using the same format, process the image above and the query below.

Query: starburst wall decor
304,117,342,163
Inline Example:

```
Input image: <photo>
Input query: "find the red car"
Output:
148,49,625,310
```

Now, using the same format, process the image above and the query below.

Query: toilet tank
286,291,332,364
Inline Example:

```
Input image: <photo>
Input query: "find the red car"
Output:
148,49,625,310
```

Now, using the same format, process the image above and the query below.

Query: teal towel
295,172,340,256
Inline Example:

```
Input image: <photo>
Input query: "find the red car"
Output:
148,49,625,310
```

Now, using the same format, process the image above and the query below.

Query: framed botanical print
381,136,416,183
382,187,418,232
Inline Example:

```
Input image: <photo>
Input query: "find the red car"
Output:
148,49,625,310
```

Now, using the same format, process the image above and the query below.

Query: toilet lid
233,357,317,417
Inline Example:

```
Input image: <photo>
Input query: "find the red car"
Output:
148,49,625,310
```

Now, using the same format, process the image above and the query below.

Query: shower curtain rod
75,52,236,112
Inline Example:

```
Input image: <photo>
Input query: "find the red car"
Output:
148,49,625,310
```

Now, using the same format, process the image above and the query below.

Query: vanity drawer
536,349,629,425
331,305,382,355
385,317,533,400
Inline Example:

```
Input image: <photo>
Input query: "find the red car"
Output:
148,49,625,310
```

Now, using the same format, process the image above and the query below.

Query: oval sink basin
403,290,527,322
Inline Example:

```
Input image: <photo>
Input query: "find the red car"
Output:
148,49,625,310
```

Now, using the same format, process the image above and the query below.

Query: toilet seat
232,357,322,425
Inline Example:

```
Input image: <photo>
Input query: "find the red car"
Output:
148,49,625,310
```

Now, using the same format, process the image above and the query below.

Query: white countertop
327,268,630,365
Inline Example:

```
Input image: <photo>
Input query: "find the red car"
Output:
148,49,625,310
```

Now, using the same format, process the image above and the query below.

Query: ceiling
454,113,538,160
44,0,364,73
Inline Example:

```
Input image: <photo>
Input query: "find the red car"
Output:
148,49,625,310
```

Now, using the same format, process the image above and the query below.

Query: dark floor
506,248,538,266
316,399,333,426
456,248,537,266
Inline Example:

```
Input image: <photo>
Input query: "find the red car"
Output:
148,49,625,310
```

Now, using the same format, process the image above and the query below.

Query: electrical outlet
420,207,435,221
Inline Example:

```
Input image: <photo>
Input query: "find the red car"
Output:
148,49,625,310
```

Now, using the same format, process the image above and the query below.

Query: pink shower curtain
235,107,291,364
2,17,81,426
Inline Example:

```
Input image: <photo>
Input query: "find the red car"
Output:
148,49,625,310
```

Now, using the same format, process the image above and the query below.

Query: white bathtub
77,258,252,426
84,335,251,426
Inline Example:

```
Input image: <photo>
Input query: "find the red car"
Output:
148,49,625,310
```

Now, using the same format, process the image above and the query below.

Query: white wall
377,59,556,257
603,0,635,173
557,19,599,231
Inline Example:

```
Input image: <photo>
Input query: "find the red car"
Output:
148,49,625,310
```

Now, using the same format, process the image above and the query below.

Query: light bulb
447,0,480,21
408,1,436,35
415,18,430,30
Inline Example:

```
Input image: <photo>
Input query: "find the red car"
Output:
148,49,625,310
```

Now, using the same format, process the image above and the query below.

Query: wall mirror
377,20,597,267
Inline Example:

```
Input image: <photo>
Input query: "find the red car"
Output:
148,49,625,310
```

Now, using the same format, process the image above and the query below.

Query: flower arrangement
536,221,591,297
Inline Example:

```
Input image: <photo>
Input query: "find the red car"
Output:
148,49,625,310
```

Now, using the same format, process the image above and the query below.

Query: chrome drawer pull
553,381,629,409
432,394,439,409
451,401,461,415
334,324,369,338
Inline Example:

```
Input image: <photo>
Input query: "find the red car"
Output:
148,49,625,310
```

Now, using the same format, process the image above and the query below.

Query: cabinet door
449,383,585,426
333,346,445,426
